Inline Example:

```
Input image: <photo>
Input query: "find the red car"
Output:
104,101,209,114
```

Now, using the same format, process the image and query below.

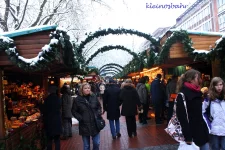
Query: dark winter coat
61,91,73,118
150,78,166,104
119,84,141,116
176,86,209,147
72,94,102,136
136,83,148,104
43,93,62,137
103,84,121,120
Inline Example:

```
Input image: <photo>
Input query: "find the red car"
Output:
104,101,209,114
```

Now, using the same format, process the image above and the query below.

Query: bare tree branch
42,0,64,25
29,0,48,27
1,0,10,31
9,7,19,23
15,0,28,29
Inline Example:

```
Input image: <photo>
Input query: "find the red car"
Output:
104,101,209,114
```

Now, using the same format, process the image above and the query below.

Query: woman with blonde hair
72,83,102,150
176,69,210,150
119,79,142,137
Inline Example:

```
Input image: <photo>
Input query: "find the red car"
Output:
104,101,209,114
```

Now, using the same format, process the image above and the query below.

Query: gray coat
61,93,73,118
136,83,148,104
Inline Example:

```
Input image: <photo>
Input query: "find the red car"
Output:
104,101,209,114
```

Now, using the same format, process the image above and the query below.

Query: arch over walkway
99,66,122,73
100,69,120,75
85,45,139,65
99,63,124,71
77,28,159,54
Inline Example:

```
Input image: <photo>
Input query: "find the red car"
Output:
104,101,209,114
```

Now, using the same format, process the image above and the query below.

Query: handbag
84,98,106,131
165,92,188,142
178,141,199,150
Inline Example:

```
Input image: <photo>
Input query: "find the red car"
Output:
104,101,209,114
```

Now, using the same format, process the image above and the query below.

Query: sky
81,0,196,70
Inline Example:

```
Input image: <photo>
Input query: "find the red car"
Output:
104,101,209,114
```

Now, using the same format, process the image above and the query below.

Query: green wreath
85,45,140,65
77,28,160,54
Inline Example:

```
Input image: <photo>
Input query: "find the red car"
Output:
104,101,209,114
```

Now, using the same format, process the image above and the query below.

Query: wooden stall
0,25,76,149
159,30,222,76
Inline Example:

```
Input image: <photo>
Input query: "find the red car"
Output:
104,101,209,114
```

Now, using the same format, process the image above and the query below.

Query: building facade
174,0,220,32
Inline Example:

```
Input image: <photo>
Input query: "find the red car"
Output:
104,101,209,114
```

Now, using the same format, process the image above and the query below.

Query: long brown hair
176,69,201,93
208,77,225,100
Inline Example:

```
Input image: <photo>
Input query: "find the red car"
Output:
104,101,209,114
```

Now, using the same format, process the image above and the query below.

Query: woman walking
203,77,225,150
72,83,102,150
119,79,142,137
176,69,210,149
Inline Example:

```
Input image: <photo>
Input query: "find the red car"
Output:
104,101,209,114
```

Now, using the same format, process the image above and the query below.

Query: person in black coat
60,83,73,140
72,83,102,150
176,69,210,149
150,74,167,124
43,86,62,150
119,79,142,137
103,79,121,139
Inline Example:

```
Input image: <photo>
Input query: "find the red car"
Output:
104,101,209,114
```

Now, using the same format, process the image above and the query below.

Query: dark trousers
47,135,60,150
138,103,149,123
154,99,163,123
125,116,136,136
167,101,174,124
62,117,72,137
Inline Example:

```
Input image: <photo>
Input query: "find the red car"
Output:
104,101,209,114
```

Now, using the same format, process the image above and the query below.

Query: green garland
77,28,160,54
0,29,77,71
99,63,124,71
99,66,122,73
156,30,212,64
100,69,120,75
85,45,140,65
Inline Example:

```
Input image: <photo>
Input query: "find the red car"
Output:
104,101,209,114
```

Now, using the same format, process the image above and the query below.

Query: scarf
184,82,201,92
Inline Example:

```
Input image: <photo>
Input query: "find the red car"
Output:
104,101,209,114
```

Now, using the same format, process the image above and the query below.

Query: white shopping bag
178,141,200,150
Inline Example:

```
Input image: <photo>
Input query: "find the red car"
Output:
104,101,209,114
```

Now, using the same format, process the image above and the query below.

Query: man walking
103,78,121,139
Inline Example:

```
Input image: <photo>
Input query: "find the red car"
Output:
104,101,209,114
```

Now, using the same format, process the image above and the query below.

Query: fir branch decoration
85,45,140,65
77,28,160,54
99,63,124,71
100,66,122,73
1,29,78,72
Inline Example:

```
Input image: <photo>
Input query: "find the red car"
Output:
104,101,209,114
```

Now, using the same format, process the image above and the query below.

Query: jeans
82,133,100,150
47,135,60,150
199,142,210,150
109,119,120,137
210,135,225,150
154,99,163,123
62,117,72,137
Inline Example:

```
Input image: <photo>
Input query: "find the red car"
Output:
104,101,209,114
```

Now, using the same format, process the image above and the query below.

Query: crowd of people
42,68,225,150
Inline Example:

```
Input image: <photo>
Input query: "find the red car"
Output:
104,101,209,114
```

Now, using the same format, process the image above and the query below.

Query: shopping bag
165,93,187,142
178,141,200,150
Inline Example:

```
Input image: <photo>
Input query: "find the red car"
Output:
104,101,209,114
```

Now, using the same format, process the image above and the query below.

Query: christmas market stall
157,29,223,80
0,25,79,150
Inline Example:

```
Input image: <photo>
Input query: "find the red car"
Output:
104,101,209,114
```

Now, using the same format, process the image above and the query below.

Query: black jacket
119,84,141,116
43,93,62,137
176,86,209,147
61,92,73,118
72,94,102,136
103,84,121,120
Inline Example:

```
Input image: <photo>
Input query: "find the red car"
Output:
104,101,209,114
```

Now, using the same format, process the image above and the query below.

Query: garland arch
85,45,140,65
77,28,160,54
99,63,124,71
100,71,117,76
99,66,122,73
100,69,120,75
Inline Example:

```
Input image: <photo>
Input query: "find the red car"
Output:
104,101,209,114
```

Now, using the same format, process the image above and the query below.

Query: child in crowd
203,77,225,150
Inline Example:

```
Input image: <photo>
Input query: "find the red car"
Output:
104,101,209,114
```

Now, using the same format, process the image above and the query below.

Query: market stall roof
157,29,222,68
0,25,78,77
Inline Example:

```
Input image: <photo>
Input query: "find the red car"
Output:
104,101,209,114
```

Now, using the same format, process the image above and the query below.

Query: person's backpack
205,100,213,122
